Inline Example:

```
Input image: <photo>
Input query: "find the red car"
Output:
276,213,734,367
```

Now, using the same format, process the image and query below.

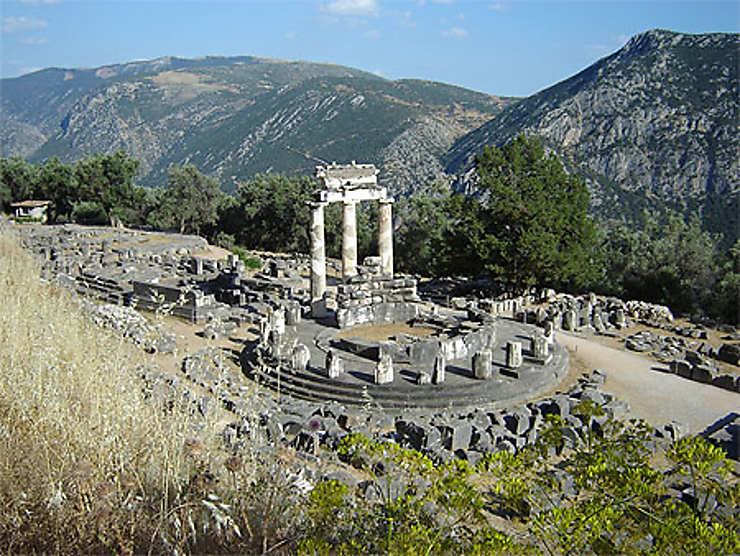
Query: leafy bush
231,245,262,270
12,215,43,223
71,200,108,225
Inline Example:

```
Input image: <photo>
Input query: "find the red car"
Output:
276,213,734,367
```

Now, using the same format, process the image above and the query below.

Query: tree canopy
436,135,599,291
0,151,141,225
165,164,222,235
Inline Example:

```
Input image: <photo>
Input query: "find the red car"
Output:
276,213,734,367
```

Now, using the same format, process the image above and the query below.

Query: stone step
250,362,496,409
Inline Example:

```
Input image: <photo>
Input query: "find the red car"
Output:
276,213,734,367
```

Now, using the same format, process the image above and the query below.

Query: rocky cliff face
1,56,510,194
444,30,738,228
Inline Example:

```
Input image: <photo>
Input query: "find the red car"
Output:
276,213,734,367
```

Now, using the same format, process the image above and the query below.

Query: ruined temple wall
334,276,420,328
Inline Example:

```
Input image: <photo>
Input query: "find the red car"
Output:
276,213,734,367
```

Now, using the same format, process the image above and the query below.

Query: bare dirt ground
555,332,739,434
149,314,258,378
189,244,232,261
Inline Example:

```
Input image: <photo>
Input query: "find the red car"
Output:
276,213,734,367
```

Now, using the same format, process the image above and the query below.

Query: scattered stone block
663,421,687,442
718,343,740,366
504,406,532,436
691,364,718,384
416,371,431,385
670,359,692,378
711,374,736,391
441,422,473,452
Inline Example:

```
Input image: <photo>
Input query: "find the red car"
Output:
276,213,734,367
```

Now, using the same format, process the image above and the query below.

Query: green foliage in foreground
297,409,739,555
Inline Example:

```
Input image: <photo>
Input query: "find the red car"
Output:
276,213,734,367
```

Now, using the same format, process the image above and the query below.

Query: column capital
307,200,328,209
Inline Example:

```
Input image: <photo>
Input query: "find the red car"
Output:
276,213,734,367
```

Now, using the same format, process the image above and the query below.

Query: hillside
0,56,512,195
444,30,739,237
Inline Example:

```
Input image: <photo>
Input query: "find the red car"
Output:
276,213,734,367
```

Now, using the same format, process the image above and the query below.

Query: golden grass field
0,231,281,553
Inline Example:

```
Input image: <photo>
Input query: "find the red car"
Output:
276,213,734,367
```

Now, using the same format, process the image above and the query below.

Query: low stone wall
328,323,496,367
334,275,420,328
668,356,740,392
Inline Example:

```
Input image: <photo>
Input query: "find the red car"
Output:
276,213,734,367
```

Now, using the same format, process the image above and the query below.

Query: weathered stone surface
310,202,327,316
416,371,431,385
432,352,446,384
563,310,577,331
670,359,693,379
504,406,532,436
291,343,311,371
472,350,493,380
326,349,344,379
691,364,718,384
506,341,523,368
533,336,549,360
711,374,737,391
717,343,740,366
374,353,394,384
441,422,473,452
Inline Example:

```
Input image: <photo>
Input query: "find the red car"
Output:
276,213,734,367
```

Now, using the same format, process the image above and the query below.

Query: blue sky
1,0,738,96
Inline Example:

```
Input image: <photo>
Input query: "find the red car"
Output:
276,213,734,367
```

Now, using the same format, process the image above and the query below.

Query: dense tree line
1,137,737,323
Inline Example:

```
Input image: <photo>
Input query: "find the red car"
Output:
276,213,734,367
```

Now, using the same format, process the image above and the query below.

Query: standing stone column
433,352,446,384
326,349,344,379
375,353,394,384
533,336,549,361
310,202,327,317
506,341,523,368
473,350,493,380
342,201,358,280
378,199,394,277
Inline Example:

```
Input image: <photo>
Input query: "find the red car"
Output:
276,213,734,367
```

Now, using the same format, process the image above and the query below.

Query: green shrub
71,200,108,225
13,215,43,223
232,245,262,270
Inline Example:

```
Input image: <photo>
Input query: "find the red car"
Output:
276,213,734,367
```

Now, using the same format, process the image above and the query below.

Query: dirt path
556,332,739,434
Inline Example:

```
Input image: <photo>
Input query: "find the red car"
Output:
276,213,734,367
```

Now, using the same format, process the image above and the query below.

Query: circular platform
241,317,569,410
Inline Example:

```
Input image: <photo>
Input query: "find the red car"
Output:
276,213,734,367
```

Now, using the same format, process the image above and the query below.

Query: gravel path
556,332,739,434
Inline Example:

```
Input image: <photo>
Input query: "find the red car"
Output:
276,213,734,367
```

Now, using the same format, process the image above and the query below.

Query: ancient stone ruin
237,163,571,409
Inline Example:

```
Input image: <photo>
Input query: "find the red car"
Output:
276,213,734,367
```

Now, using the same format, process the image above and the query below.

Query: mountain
2,31,738,239
444,30,739,237
0,56,513,195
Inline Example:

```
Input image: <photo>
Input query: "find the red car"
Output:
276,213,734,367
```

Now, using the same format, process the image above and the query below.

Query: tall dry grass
0,231,227,552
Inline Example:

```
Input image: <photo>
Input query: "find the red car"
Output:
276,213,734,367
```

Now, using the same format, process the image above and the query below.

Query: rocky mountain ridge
1,56,511,194
1,30,737,236
444,29,738,232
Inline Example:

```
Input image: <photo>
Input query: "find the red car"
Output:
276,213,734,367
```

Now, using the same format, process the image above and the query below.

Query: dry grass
0,231,283,553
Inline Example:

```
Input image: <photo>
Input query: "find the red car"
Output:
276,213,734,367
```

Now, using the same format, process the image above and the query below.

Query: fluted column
342,201,357,280
310,202,327,317
378,199,393,277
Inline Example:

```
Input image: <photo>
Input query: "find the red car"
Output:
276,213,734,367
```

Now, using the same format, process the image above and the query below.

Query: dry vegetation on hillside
0,231,296,553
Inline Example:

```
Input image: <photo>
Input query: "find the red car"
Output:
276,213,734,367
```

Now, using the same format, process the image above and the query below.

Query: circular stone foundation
241,314,569,410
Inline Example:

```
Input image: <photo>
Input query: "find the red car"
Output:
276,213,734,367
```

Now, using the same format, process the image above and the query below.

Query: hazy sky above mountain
1,0,737,96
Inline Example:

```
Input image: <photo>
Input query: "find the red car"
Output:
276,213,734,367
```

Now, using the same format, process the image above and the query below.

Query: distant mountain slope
0,56,512,195
444,30,739,235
